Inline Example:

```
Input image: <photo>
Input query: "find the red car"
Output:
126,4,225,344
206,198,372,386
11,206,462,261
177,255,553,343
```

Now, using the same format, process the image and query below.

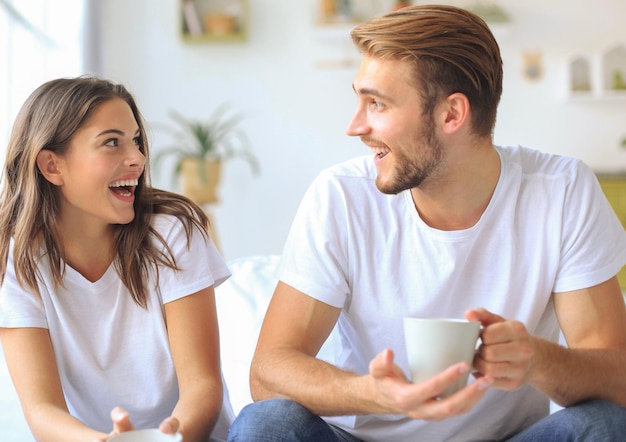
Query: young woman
0,76,233,441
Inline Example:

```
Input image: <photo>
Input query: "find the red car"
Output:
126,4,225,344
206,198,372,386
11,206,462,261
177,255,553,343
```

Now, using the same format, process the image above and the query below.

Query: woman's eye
132,136,141,146
104,138,118,147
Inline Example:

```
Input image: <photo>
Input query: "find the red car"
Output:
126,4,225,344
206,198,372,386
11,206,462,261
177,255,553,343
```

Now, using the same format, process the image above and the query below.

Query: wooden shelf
180,0,248,43
181,32,247,43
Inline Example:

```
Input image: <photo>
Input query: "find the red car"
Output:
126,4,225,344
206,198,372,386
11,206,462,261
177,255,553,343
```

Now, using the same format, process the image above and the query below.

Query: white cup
403,317,481,398
107,429,183,442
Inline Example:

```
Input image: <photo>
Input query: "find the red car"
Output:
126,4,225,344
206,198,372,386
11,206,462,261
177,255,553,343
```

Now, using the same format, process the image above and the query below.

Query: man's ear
36,149,63,185
439,93,470,135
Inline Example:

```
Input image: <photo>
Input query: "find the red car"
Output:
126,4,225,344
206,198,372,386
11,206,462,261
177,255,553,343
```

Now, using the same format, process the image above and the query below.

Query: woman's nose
126,146,146,168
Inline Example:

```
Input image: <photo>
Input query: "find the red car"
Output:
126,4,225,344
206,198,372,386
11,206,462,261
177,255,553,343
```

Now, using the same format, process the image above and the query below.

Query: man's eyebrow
352,84,395,103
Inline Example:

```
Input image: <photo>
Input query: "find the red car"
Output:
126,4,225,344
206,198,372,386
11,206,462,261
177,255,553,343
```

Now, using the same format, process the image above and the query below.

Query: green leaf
152,104,260,186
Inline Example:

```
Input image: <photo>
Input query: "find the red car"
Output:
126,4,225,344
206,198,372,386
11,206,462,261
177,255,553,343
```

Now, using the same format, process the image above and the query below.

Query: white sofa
216,254,343,417
215,254,281,415
0,346,31,440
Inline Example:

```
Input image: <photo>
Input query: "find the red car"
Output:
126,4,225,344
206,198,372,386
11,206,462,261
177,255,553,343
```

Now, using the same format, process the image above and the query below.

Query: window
0,0,86,159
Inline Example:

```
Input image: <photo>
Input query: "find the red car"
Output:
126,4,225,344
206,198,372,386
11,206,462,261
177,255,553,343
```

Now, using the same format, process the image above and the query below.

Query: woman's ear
36,149,63,185
439,93,470,135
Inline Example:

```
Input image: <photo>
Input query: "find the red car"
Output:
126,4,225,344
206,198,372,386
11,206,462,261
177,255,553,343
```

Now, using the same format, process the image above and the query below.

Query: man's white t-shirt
278,146,626,442
0,214,234,439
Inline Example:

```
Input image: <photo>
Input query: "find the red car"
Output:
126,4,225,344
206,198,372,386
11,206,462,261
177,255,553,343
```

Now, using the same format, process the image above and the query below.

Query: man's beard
376,124,443,195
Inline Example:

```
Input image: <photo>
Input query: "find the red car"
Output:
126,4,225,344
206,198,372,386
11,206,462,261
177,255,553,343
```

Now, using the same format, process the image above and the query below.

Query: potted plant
153,104,260,205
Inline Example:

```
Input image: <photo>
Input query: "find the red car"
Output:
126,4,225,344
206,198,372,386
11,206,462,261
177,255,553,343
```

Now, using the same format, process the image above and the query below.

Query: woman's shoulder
148,188,209,231
150,213,202,239
151,213,179,231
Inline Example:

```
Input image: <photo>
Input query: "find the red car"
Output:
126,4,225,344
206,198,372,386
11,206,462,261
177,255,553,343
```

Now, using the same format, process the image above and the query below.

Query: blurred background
1,0,626,261
1,1,625,439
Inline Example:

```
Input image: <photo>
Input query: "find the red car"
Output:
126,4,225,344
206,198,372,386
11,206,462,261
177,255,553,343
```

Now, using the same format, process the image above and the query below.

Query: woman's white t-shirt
278,146,626,442
0,214,233,439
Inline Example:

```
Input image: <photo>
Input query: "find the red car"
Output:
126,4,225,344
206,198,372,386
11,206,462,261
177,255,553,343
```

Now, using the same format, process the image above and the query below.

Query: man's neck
410,143,501,231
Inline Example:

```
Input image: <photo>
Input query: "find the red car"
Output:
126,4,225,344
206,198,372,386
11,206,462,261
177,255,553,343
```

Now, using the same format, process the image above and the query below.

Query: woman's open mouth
109,178,138,198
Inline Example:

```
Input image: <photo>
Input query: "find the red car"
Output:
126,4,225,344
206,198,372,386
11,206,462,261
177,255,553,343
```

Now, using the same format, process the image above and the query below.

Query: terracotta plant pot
180,158,222,205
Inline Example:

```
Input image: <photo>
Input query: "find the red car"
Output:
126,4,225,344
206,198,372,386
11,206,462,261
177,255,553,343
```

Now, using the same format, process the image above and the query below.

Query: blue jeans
228,398,626,441
506,400,626,441
228,398,362,442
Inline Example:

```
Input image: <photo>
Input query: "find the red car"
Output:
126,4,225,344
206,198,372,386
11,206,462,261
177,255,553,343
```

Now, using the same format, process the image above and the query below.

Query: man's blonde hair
351,5,503,137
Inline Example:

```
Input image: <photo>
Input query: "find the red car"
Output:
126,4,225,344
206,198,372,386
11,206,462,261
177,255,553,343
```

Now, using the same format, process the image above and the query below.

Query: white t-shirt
278,146,626,442
0,214,234,440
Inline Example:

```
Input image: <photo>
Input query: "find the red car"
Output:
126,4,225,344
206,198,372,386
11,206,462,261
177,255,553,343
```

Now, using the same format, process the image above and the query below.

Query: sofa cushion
216,255,281,415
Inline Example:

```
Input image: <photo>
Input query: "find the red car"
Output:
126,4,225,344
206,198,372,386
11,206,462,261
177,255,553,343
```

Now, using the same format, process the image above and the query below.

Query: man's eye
105,138,118,147
371,100,384,109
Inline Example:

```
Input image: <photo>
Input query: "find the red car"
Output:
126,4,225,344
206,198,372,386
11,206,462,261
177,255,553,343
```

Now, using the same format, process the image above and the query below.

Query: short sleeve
152,215,231,304
554,163,626,292
278,170,351,308
0,242,48,328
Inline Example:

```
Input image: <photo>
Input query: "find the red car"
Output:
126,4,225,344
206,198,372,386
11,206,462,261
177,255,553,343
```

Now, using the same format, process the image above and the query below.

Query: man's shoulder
498,145,587,178
301,155,399,210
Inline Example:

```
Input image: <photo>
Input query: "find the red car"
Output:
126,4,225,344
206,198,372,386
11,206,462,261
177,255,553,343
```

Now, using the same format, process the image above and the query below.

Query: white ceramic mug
403,317,481,398
107,429,183,442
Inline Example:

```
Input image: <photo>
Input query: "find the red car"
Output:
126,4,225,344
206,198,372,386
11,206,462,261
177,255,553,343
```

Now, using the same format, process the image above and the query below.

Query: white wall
99,0,626,261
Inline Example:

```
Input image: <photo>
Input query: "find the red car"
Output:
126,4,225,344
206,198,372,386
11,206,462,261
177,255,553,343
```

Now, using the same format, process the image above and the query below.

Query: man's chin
375,178,403,195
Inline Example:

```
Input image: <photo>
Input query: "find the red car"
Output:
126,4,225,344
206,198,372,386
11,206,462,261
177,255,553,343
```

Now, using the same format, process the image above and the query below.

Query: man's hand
466,308,535,391
368,348,492,421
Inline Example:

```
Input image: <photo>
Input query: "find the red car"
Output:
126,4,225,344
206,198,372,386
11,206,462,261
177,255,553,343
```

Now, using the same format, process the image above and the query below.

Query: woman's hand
110,407,135,434
158,415,181,435
93,407,180,441
92,407,135,441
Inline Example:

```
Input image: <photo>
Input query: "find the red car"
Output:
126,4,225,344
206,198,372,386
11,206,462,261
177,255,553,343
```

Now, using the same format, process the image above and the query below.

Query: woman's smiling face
51,97,146,228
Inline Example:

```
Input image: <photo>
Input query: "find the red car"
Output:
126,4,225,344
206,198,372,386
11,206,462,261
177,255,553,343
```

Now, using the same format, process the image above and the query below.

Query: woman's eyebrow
96,128,141,137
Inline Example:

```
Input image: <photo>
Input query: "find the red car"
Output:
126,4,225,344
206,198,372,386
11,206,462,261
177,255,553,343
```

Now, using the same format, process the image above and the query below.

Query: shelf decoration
567,43,626,98
522,51,543,81
182,1,203,36
570,56,592,92
393,1,412,10
180,0,248,42
317,0,361,25
603,45,626,92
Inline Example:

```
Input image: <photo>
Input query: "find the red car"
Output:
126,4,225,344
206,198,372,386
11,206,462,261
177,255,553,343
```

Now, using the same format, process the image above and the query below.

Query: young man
228,5,626,441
